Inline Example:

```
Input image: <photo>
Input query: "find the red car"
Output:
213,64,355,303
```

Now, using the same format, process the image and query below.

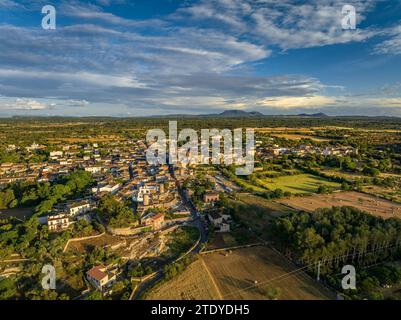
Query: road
130,165,208,299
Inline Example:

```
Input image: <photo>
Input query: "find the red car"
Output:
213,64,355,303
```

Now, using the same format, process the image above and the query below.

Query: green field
256,174,340,194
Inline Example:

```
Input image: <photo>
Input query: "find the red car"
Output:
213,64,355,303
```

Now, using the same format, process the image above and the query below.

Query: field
225,194,294,240
147,246,334,300
277,191,401,218
319,168,367,182
256,174,340,194
237,193,295,217
362,185,401,203
146,259,222,300
0,207,34,221
271,134,331,142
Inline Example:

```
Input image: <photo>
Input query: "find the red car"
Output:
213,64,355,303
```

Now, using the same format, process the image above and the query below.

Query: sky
1,0,401,117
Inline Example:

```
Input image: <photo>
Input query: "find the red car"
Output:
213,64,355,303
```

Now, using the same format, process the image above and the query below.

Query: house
85,166,102,174
92,182,121,194
132,184,157,203
49,151,63,159
208,211,231,232
67,200,91,217
47,214,70,232
203,192,220,203
142,212,165,230
86,265,117,292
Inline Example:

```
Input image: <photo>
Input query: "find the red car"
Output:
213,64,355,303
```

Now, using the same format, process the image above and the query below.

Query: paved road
130,165,208,299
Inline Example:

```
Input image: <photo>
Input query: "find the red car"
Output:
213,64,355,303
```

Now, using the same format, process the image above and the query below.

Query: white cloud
258,95,337,108
0,98,50,110
374,25,401,55
177,0,380,50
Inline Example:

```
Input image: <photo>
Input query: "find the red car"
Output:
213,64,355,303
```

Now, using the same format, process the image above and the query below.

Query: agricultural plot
149,246,334,300
222,194,296,240
277,191,401,219
271,134,331,142
257,174,340,194
202,246,334,300
362,185,401,203
237,193,296,217
67,233,168,259
146,259,222,300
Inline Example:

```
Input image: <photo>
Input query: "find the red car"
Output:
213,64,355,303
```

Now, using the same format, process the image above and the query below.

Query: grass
226,194,294,239
256,174,340,194
233,177,266,192
237,193,296,216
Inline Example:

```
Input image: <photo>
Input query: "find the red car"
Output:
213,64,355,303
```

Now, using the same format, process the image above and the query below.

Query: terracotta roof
87,265,107,281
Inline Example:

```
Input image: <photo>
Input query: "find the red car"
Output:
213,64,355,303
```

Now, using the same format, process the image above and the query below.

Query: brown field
147,259,222,300
237,193,295,217
47,135,122,143
272,134,331,141
254,127,315,133
148,246,334,300
66,234,132,254
277,191,401,219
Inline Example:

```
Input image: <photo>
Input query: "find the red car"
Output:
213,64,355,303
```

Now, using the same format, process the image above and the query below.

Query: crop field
256,174,340,194
146,259,222,300
277,191,401,218
201,246,334,300
149,246,334,300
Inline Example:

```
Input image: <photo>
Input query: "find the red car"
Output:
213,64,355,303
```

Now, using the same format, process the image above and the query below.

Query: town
1,116,401,301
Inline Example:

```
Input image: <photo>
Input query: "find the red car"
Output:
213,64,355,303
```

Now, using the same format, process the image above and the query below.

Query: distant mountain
148,109,265,118
217,110,264,117
296,112,329,117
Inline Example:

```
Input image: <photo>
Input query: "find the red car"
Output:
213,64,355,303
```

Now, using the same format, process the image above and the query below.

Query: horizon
1,1,401,116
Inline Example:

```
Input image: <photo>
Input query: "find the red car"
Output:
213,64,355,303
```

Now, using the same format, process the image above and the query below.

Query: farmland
237,193,296,217
147,246,334,300
277,191,401,219
256,174,340,194
146,259,222,300
362,185,401,203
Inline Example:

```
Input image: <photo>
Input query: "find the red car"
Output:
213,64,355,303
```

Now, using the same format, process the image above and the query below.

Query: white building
47,214,70,232
92,183,121,194
67,200,91,217
49,151,63,158
132,185,158,203
86,265,117,292
85,166,102,174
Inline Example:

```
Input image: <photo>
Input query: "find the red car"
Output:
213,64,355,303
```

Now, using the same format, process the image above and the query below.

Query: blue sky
1,0,401,116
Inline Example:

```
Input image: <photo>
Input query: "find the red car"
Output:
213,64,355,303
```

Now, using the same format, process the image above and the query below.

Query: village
1,121,401,301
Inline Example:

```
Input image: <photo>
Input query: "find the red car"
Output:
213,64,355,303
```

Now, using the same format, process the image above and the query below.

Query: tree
84,291,103,300
0,278,18,299
265,286,281,300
